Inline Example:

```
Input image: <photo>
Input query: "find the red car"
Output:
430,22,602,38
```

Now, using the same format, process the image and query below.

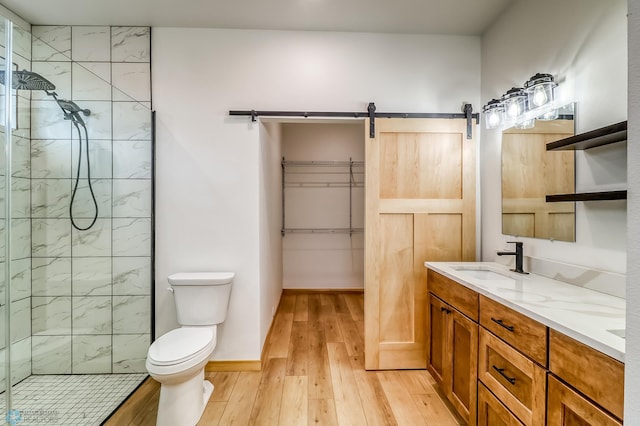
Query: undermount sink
607,329,626,339
452,267,515,281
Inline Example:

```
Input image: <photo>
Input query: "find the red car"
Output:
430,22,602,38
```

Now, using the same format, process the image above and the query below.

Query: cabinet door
427,294,449,387
449,309,478,426
547,375,621,426
478,382,524,426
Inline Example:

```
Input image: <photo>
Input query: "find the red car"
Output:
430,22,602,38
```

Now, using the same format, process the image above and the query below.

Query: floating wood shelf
546,190,627,202
546,121,627,151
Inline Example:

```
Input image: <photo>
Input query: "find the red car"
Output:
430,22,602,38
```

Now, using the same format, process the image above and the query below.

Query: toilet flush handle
167,287,174,293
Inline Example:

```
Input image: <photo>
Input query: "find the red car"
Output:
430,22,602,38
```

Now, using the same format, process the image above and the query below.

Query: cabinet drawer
549,330,624,421
480,295,547,366
547,375,622,426
478,328,546,426
428,269,478,321
478,382,524,426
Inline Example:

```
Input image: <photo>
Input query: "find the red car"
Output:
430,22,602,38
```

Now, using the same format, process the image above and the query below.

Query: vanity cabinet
478,382,524,426
427,270,479,425
548,330,624,423
547,376,621,426
478,328,546,426
425,266,625,426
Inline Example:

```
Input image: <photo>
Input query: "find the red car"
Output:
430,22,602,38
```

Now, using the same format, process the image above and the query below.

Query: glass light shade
482,99,504,129
514,118,535,129
501,87,528,120
537,108,559,121
524,73,557,109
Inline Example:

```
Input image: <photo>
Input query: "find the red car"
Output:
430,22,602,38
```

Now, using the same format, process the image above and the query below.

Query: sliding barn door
364,118,476,370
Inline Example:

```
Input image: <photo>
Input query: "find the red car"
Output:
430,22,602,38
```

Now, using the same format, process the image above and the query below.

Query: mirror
501,104,576,241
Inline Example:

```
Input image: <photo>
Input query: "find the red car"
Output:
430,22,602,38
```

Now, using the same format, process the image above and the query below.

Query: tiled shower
1,17,152,424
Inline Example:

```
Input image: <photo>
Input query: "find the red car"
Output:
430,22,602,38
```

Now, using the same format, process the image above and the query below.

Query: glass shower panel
0,14,9,416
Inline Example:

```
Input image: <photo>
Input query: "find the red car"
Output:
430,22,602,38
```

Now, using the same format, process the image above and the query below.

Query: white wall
625,0,640,420
258,121,283,347
481,0,628,274
282,122,364,289
153,28,481,360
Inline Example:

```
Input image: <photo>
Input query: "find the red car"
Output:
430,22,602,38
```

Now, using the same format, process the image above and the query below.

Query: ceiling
0,0,514,36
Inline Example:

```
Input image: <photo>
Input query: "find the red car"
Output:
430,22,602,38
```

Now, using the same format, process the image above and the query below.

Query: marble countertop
425,261,626,363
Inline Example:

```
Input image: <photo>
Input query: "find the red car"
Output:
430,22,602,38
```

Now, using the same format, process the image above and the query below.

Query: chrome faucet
497,241,528,274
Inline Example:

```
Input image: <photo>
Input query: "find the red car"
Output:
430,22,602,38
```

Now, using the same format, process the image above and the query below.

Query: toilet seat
147,327,217,367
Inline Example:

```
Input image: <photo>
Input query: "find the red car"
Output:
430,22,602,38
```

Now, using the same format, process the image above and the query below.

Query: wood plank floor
105,292,464,425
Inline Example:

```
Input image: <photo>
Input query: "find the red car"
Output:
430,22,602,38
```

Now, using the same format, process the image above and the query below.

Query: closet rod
229,102,479,138
283,160,364,167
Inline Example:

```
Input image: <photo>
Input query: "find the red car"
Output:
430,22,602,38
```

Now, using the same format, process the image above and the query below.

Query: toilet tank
168,272,234,326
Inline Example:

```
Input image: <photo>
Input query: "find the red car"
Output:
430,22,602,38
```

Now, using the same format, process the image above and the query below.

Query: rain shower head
0,69,56,91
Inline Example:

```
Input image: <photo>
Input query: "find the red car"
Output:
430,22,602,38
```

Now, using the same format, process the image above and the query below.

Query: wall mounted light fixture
483,72,558,129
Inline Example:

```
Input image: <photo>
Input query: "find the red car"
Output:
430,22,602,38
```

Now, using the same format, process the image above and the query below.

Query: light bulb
488,110,501,128
532,85,548,107
506,101,520,118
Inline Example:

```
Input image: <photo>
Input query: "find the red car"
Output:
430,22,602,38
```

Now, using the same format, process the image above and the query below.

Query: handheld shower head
56,99,91,117
0,69,56,91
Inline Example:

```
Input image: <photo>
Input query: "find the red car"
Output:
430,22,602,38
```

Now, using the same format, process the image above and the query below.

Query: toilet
146,272,234,426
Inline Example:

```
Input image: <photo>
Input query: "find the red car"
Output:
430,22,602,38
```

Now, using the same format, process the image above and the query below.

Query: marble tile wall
28,25,152,374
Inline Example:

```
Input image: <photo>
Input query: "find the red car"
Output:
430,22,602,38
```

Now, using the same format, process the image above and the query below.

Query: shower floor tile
1,373,147,425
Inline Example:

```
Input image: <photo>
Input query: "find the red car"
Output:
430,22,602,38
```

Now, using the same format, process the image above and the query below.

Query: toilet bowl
146,272,234,426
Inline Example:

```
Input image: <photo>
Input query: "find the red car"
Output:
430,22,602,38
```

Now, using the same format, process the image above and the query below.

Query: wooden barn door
364,118,476,370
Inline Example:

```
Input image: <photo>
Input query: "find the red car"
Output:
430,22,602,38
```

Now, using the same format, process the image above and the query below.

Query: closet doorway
280,121,365,291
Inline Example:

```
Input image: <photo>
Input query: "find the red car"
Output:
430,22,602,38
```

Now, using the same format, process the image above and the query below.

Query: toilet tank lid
168,272,235,285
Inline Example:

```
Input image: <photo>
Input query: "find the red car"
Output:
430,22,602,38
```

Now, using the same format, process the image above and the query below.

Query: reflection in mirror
501,104,576,241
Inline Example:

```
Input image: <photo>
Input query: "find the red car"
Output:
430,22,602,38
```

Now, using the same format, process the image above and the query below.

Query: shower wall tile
72,26,111,62
10,258,31,302
11,218,31,260
11,297,31,342
32,296,71,335
72,219,111,256
10,337,31,385
113,101,152,140
12,136,30,178
113,295,150,334
112,63,151,102
72,257,111,295
113,218,151,256
31,61,72,101
70,179,112,219
113,141,151,178
113,179,151,218
113,257,151,296
31,178,71,218
71,139,112,178
32,257,72,296
32,218,72,257
15,95,31,139
78,100,113,140
31,100,72,140
72,335,111,373
72,296,112,334
113,333,149,373
12,177,31,218
32,335,72,374
31,139,72,178
13,25,32,62
72,62,111,101
27,25,153,375
32,26,72,61
111,27,150,62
